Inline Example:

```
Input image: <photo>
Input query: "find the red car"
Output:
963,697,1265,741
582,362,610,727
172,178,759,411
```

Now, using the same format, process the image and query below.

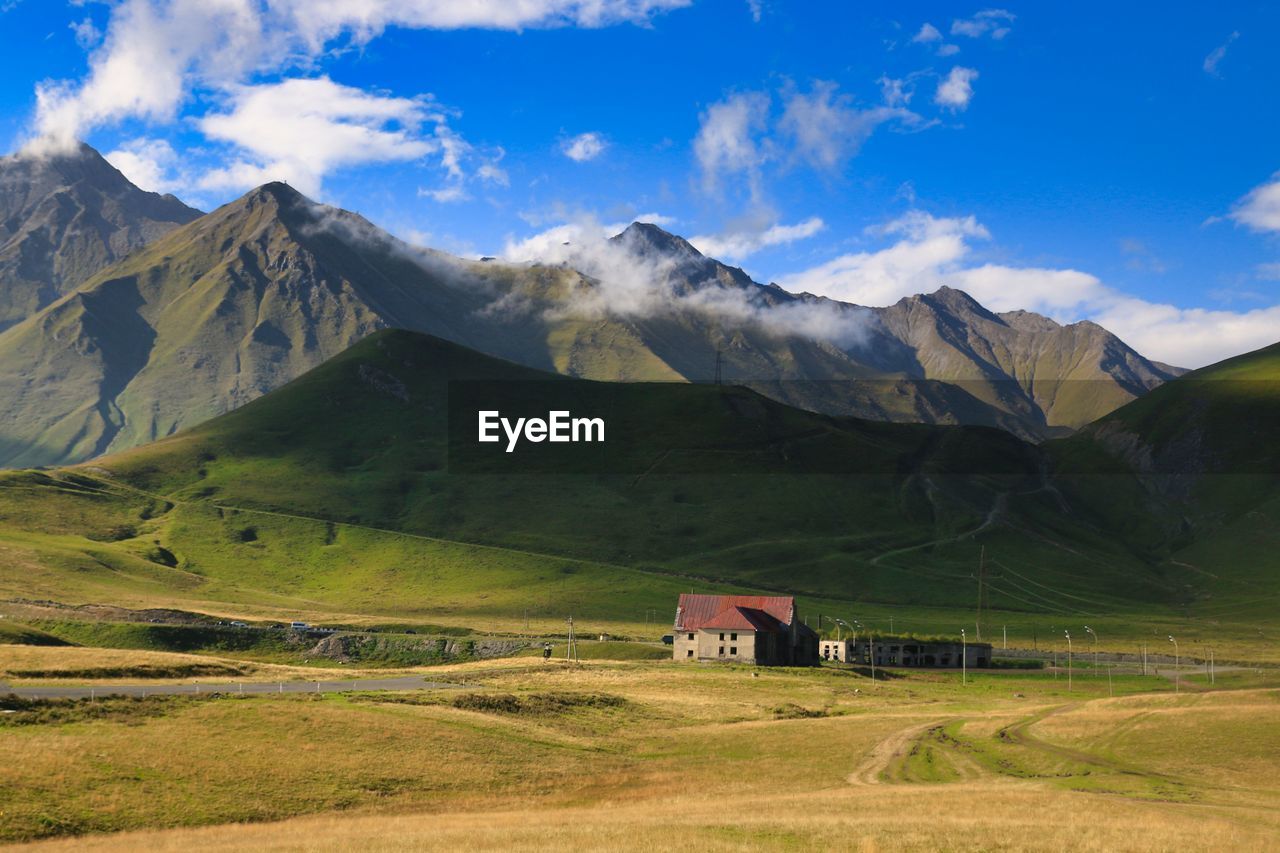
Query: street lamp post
961,628,967,686
1064,630,1072,693
1169,635,1179,694
834,618,853,662
1085,625,1098,671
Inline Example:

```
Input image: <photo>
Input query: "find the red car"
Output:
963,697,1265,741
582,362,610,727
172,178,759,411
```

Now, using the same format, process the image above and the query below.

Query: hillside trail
846,719,943,785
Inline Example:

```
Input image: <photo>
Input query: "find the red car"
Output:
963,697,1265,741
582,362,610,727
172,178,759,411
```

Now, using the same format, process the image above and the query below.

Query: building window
687,649,693,657
687,633,694,640
719,632,725,641
730,632,738,641
719,646,725,656
730,647,737,655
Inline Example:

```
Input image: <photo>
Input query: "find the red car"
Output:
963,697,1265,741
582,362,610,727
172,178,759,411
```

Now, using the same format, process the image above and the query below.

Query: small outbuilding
673,594,818,666
822,638,992,668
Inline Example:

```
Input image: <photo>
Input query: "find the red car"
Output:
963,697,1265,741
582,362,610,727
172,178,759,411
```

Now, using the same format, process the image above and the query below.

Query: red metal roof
701,606,785,633
675,594,796,632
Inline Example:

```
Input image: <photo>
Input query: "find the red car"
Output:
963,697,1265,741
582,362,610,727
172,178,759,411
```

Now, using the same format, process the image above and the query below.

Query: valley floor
2,648,1278,851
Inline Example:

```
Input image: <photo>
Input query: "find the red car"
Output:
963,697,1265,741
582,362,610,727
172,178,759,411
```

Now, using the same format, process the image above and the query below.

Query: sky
0,0,1278,367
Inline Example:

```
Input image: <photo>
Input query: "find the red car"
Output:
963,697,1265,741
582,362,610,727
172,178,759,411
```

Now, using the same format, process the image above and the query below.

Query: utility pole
713,348,723,386
869,635,876,685
567,616,579,662
1064,630,1073,693
961,628,967,686
1085,625,1098,672
975,546,985,642
1003,625,1007,650
1209,647,1215,685
1169,635,1179,694
1141,643,1147,676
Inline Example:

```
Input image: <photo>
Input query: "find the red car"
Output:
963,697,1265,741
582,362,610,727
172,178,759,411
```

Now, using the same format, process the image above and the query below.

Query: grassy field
1,656,1277,849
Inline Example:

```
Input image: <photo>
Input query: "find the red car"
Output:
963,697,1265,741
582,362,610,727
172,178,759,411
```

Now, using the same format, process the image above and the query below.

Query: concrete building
673,594,818,665
819,638,852,662
822,638,993,668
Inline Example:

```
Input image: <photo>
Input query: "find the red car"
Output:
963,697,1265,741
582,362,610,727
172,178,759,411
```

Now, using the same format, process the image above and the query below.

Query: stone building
821,638,993,668
672,594,818,665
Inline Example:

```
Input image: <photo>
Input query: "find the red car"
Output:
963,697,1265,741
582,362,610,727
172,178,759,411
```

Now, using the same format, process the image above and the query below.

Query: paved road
1,675,465,700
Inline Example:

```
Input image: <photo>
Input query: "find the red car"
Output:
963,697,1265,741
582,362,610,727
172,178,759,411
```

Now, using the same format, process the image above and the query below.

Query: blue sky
1,0,1278,366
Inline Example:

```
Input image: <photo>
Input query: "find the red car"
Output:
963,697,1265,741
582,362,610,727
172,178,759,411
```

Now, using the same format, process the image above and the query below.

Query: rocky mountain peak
611,221,704,261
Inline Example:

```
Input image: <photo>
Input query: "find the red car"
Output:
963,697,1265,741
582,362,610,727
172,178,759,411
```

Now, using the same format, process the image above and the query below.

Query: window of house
687,649,693,657
719,632,725,641
730,647,737,655
719,646,725,655
687,633,694,640
730,632,737,641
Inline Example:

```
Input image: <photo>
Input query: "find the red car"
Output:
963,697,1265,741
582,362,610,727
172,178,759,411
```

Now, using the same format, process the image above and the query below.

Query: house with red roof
672,594,818,665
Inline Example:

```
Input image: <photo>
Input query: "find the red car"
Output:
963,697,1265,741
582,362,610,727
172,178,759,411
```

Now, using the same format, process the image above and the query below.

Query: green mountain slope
0,330,1197,623
1048,341,1280,620
0,143,200,332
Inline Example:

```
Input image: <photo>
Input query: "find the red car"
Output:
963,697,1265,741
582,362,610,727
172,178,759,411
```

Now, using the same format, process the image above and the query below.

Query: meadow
1,652,1277,850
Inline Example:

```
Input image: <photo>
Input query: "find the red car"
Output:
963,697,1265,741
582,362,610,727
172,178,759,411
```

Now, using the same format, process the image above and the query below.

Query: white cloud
951,9,1014,40
745,0,763,23
28,0,264,154
70,16,102,49
912,22,942,43
693,91,771,193
877,76,911,107
24,0,689,158
477,161,509,186
775,209,1280,367
196,76,438,197
779,82,920,170
270,0,692,49
104,137,187,194
935,67,979,111
936,43,960,57
419,185,469,203
1089,298,1280,369
693,82,930,199
561,131,607,162
777,211,986,305
689,216,825,261
1203,31,1239,77
1255,262,1280,281
1230,175,1280,233
499,214,871,347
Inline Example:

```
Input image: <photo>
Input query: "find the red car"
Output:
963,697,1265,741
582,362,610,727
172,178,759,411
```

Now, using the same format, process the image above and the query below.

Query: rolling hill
0,143,200,332
0,329,1210,626
0,169,1181,467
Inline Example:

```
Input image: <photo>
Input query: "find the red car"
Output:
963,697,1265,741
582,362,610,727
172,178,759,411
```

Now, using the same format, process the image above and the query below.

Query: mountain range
0,143,1183,468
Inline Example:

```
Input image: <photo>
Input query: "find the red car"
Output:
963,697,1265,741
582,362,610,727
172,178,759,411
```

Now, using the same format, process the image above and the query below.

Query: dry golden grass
1,662,1277,850
10,784,1277,852
0,646,254,678
0,645,456,685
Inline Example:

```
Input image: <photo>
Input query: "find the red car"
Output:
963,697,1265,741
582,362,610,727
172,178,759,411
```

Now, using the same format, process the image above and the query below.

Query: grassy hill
1046,341,1280,625
2,330,1262,657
